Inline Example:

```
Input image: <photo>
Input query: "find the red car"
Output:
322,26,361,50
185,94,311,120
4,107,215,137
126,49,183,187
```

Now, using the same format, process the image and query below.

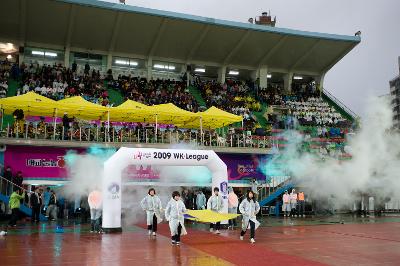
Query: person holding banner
239,190,260,244
140,188,163,236
196,190,206,210
165,191,187,246
207,187,224,234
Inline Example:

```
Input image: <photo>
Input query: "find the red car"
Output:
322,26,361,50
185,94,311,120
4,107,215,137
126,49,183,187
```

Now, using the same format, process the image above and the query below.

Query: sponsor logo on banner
108,182,120,199
237,164,256,175
220,181,228,199
133,151,152,160
26,156,66,168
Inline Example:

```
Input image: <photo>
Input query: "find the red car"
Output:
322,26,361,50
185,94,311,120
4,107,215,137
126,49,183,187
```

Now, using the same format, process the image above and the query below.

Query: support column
106,53,112,71
147,58,153,80
64,47,70,68
258,67,268,89
314,73,325,95
284,72,293,93
217,66,226,84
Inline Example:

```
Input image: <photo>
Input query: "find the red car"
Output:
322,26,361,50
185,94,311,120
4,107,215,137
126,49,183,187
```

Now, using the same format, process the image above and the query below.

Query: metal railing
322,89,359,121
0,122,349,150
0,176,26,199
0,122,273,149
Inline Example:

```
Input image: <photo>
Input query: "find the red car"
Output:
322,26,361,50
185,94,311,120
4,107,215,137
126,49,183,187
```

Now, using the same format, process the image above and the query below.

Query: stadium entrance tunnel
102,147,228,232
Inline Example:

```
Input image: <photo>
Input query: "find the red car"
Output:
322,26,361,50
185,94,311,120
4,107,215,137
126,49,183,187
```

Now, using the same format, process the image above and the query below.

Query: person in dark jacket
48,191,58,221
62,113,70,140
2,166,12,195
30,187,41,223
13,171,23,188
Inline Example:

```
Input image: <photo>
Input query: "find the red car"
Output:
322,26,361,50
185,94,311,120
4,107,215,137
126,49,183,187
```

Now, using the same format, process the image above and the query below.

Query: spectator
13,171,23,188
42,187,51,215
47,190,58,221
8,188,25,227
30,187,42,223
227,187,239,229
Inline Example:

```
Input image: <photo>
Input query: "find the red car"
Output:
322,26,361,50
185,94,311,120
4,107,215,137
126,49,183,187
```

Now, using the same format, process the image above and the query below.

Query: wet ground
1,215,400,265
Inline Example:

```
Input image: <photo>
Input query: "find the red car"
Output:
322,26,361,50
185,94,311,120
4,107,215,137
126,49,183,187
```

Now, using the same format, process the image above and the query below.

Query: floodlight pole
107,110,110,142
155,114,158,143
53,108,58,140
200,116,203,146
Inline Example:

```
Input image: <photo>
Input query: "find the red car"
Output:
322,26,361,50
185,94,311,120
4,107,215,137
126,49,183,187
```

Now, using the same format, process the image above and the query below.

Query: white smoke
280,96,400,209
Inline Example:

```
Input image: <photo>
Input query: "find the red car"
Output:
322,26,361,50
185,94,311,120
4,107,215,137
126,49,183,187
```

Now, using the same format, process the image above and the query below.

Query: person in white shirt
282,190,290,217
22,84,29,94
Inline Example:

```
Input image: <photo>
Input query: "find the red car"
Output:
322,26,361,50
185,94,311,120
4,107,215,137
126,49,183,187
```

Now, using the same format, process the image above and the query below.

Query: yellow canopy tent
0,91,57,117
178,106,243,129
56,96,108,120
148,103,199,124
185,210,240,223
109,100,152,122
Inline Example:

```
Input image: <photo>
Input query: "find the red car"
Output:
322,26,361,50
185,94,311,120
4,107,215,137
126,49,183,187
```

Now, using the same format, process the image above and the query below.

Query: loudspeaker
19,46,24,53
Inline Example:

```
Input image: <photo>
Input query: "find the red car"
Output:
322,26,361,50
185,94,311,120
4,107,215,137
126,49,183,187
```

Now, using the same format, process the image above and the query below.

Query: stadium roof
0,0,360,75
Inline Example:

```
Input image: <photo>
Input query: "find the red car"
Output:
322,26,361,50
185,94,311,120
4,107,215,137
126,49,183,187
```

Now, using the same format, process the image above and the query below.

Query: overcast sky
109,0,400,116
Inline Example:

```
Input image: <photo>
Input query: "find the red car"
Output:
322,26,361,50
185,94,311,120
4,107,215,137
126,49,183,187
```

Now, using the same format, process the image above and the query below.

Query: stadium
0,0,399,265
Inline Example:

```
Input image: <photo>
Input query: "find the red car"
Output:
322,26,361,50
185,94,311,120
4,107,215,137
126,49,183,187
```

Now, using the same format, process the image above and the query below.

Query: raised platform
0,137,269,155
1,216,400,265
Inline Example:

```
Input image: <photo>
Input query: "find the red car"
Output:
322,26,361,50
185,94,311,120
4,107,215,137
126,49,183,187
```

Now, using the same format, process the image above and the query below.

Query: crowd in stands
0,59,12,98
194,79,259,131
17,62,113,106
286,97,348,127
108,75,199,112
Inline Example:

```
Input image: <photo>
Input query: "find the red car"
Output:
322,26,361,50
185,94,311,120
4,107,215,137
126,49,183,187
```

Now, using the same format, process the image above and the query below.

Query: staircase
322,89,359,123
252,103,269,128
188,86,207,108
259,183,294,207
105,81,124,106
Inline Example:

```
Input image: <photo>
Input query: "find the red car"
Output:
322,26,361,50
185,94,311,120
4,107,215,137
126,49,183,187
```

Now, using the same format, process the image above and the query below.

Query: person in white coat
239,190,260,244
196,190,206,210
282,190,290,217
165,191,187,246
290,189,298,217
140,188,163,236
227,187,239,229
207,187,224,234
88,189,102,233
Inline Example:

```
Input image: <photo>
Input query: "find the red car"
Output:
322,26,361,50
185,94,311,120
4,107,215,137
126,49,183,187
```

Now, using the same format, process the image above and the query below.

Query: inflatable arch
102,147,228,231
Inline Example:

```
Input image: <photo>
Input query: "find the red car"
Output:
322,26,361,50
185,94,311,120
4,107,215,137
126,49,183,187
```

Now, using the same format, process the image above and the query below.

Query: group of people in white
285,97,345,126
140,187,260,245
282,189,306,217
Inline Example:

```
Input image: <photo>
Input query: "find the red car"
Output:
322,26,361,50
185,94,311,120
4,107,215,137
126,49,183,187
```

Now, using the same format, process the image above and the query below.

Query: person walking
165,191,187,246
239,190,260,244
140,188,163,236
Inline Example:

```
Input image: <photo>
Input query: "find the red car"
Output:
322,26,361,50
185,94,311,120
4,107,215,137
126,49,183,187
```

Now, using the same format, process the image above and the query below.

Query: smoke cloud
274,96,400,209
